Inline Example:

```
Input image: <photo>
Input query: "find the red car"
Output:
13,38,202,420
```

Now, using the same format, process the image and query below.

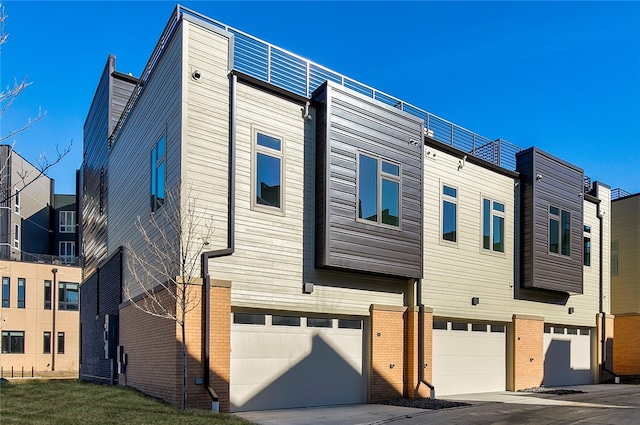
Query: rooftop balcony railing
114,6,524,169
611,188,631,200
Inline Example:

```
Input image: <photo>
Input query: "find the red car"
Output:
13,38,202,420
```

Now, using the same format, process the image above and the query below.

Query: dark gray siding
80,248,122,383
517,147,584,293
82,56,137,277
313,81,423,278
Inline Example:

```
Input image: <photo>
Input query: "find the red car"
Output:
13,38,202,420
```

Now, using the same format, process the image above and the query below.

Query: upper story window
14,189,20,213
549,205,570,256
58,282,79,311
59,242,76,264
357,152,400,227
44,280,51,310
17,278,25,309
59,211,76,233
482,198,505,253
611,240,620,276
150,135,166,212
254,131,283,210
584,225,591,267
14,224,19,249
2,277,9,308
441,184,458,243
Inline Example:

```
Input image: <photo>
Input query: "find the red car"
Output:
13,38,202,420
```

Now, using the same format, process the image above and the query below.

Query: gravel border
517,387,586,395
377,398,470,410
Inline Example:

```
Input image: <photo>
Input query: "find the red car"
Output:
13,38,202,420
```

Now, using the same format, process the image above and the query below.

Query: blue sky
2,1,639,194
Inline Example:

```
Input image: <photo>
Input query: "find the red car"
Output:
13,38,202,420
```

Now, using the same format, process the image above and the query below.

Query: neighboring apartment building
80,6,612,412
610,190,640,376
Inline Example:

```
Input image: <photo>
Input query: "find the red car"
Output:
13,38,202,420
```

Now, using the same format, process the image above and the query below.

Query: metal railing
112,5,522,169
0,251,81,267
611,188,631,200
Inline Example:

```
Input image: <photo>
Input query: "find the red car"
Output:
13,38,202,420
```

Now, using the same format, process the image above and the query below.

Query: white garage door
230,312,366,412
543,325,592,386
433,320,506,396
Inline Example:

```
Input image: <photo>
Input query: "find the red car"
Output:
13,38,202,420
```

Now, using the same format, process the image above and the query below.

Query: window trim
59,211,76,233
44,280,52,310
43,331,51,354
17,278,25,309
548,205,571,257
1,331,25,354
251,126,285,214
440,182,458,245
2,277,9,308
57,332,65,354
481,196,506,254
59,241,76,265
356,151,402,229
14,223,19,249
58,282,79,311
14,188,20,214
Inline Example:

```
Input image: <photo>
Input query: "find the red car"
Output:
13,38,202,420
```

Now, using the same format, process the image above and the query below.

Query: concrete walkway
236,384,640,425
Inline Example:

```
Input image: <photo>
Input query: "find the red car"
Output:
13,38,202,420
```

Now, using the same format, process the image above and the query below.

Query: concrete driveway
235,384,640,425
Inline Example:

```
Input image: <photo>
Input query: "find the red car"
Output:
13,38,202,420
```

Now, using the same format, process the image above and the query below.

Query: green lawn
0,379,254,425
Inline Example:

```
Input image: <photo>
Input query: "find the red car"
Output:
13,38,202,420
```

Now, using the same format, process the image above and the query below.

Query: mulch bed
377,398,470,410
517,387,586,395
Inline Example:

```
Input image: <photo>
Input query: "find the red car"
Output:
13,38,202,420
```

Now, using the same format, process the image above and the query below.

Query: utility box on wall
313,81,424,279
516,147,584,294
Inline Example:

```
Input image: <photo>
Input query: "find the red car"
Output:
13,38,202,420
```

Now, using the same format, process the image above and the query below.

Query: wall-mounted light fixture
568,307,575,314
536,174,543,181
303,282,314,294
191,69,201,80
302,102,312,121
471,297,480,306
458,155,467,170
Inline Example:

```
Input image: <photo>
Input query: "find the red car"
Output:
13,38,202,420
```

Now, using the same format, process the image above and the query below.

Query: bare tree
124,184,214,410
0,3,71,203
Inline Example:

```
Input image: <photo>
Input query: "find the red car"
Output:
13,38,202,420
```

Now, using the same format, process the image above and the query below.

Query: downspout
416,278,436,399
202,73,237,409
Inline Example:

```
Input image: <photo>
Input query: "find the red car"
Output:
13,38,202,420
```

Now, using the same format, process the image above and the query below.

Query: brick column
614,314,640,375
209,279,231,412
370,305,405,402
512,314,544,390
405,306,433,399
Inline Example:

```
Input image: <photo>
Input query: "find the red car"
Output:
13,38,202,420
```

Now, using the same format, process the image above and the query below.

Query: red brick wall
370,305,405,402
613,314,640,375
512,314,544,390
209,280,231,412
405,307,433,399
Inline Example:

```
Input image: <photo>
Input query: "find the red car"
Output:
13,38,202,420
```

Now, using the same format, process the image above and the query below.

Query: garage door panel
231,315,365,412
433,323,506,396
543,328,592,386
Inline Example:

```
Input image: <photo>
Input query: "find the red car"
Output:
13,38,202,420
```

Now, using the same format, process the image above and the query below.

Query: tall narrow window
14,188,20,213
2,277,9,308
44,280,51,310
584,237,591,266
59,242,76,264
57,332,65,354
482,198,505,253
150,135,166,211
442,185,458,243
58,282,79,311
14,224,19,249
611,240,620,276
43,332,51,354
357,153,400,227
59,211,76,233
17,278,25,309
254,132,283,209
549,205,570,256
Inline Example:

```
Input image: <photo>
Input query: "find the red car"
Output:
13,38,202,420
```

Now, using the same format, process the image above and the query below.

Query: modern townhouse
79,5,612,412
610,190,640,376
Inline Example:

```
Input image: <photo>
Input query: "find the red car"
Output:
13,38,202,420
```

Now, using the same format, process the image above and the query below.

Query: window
254,131,283,209
14,188,20,213
14,223,19,249
584,237,591,266
472,323,487,332
57,332,65,354
338,319,362,329
442,185,458,242
2,277,9,307
17,278,25,309
451,322,468,331
433,321,448,330
307,317,332,328
1,331,24,354
44,280,51,310
43,332,51,354
490,325,505,333
357,153,401,227
59,242,76,264
272,315,301,326
549,206,570,256
233,313,265,325
58,282,79,311
611,240,620,276
59,211,76,233
482,198,505,253
150,135,166,211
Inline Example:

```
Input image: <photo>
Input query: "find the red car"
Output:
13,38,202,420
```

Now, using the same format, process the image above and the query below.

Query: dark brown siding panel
517,147,584,293
313,81,424,279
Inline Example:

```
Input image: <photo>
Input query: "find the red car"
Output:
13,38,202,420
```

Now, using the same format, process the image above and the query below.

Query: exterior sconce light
536,174,542,181
568,307,575,314
471,297,479,306
192,70,201,80
303,282,314,294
